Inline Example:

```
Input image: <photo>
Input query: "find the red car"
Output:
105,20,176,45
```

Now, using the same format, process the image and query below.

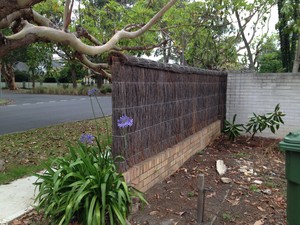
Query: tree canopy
0,0,177,79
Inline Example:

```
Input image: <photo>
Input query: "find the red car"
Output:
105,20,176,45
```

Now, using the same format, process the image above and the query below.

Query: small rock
262,189,272,195
221,177,232,184
253,180,263,185
216,160,227,176
0,159,5,172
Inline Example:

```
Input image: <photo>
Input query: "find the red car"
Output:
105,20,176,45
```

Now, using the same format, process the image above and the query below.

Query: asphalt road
0,93,112,135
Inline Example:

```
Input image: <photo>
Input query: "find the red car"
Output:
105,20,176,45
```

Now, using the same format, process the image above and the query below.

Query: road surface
0,93,112,135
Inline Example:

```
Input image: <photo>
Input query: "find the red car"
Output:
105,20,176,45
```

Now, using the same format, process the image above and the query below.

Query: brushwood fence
110,55,227,173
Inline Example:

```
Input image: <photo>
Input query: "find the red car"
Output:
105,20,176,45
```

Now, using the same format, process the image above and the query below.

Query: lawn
0,98,9,105
0,116,112,184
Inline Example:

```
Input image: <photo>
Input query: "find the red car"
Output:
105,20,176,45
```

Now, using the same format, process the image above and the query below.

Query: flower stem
89,96,100,138
95,96,110,146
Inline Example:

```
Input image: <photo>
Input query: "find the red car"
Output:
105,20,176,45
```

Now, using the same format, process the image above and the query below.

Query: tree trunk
96,74,104,89
292,36,300,72
31,71,36,89
1,64,17,90
71,68,77,88
235,10,255,70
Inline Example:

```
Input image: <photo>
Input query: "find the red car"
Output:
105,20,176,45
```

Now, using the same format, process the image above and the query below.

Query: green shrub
100,84,112,94
225,104,285,141
223,114,244,141
245,104,285,140
34,141,146,225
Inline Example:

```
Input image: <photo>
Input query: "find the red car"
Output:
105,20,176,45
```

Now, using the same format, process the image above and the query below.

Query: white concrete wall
227,72,300,138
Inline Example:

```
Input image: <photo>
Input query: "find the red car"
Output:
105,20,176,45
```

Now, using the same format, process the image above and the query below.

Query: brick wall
123,120,220,192
227,72,300,138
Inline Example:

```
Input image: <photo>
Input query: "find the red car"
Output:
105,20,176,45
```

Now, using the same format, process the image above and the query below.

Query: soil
12,135,287,225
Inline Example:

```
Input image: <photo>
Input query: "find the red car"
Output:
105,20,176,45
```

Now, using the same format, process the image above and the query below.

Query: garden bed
11,135,286,225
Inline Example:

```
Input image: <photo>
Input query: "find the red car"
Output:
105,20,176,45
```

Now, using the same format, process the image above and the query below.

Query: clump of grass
0,99,9,105
0,117,112,184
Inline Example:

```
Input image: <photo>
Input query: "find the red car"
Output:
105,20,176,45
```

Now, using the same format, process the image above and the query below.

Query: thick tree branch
63,0,74,31
0,33,38,57
0,9,56,29
235,9,254,70
5,0,177,56
292,36,300,72
74,52,111,78
0,0,44,21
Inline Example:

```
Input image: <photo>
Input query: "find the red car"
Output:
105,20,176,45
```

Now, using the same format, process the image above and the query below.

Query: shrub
224,104,285,141
34,141,145,225
223,114,244,141
100,84,112,94
245,104,285,140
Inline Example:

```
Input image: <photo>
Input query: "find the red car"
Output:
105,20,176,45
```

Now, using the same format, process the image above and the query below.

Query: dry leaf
149,210,159,216
253,219,264,225
206,192,216,198
227,198,240,206
257,206,265,212
175,211,186,216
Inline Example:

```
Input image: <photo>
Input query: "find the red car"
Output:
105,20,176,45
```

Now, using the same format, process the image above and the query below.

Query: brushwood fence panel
111,56,227,171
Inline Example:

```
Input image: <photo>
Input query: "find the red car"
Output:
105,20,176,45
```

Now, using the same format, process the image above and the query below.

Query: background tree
277,0,300,72
26,43,53,88
257,35,283,73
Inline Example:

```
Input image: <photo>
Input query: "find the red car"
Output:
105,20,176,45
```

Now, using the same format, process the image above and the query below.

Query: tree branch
0,33,38,57
0,0,44,21
75,25,102,45
5,0,177,56
0,9,56,29
63,0,74,31
113,40,168,51
74,52,111,78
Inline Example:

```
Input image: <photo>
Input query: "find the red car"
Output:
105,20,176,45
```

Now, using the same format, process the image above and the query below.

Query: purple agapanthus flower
88,88,98,96
79,133,95,144
117,114,133,128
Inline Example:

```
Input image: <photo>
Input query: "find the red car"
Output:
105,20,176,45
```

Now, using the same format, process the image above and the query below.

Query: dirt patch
129,135,286,225
11,135,287,225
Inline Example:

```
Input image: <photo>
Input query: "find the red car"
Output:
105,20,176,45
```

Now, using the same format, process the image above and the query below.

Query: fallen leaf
227,198,240,206
206,192,216,198
149,211,159,216
257,206,265,212
253,219,264,225
175,211,186,216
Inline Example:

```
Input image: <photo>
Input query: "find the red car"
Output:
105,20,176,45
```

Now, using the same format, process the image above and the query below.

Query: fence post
197,174,205,223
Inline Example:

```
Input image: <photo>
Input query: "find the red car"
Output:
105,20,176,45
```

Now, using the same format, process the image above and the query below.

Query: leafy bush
34,142,145,225
224,104,285,141
100,84,112,94
223,114,244,141
245,104,285,140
